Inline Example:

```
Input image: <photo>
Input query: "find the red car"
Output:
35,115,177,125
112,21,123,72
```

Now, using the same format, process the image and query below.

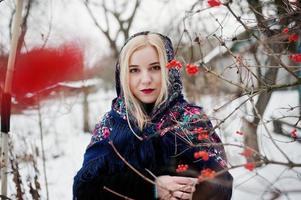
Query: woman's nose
141,71,152,84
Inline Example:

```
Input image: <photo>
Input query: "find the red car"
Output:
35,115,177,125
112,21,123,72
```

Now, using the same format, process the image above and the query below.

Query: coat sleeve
73,162,156,200
73,112,157,200
73,142,156,200
175,105,233,200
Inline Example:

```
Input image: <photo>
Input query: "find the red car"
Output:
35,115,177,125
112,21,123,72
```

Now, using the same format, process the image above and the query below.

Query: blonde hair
119,33,169,131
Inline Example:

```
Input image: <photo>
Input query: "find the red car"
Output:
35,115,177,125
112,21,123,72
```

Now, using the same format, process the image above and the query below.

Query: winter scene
0,0,300,200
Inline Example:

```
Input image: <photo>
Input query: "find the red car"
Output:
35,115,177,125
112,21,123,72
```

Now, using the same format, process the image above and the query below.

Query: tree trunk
83,87,90,133
244,51,280,163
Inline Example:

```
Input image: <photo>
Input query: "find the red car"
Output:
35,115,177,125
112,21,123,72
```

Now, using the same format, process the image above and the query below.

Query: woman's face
128,45,162,104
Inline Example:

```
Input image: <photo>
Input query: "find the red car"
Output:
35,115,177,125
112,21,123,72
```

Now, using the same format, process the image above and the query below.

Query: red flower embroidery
291,128,297,139
166,59,182,70
289,54,301,63
184,107,201,116
208,0,221,7
194,151,209,161
244,162,255,171
186,64,199,75
288,34,299,43
199,168,216,181
102,127,110,138
176,164,189,173
240,148,253,158
282,27,289,34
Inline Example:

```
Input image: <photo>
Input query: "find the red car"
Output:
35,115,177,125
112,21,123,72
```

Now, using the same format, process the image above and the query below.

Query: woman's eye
152,65,161,70
129,68,139,73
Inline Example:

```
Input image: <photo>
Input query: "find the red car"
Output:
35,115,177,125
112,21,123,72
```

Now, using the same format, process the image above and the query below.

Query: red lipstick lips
141,89,154,94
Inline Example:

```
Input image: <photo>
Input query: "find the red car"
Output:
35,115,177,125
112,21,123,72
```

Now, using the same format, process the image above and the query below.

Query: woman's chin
139,98,156,104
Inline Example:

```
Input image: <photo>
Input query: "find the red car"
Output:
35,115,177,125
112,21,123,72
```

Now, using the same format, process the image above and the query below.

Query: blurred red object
12,43,84,98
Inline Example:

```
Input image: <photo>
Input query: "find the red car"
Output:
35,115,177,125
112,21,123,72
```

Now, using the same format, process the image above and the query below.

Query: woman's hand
155,175,197,200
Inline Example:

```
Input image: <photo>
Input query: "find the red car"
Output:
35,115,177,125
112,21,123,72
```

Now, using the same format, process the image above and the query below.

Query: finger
172,191,192,199
167,195,179,200
172,177,198,185
191,185,196,193
160,193,172,200
177,184,195,193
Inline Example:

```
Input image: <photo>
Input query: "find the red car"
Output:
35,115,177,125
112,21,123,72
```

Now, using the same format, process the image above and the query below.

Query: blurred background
0,0,301,199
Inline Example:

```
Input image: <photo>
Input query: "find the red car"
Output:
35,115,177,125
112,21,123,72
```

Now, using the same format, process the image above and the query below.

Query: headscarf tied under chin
112,31,184,122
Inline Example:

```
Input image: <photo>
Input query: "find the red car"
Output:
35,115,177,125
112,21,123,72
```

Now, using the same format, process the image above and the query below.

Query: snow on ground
3,88,301,199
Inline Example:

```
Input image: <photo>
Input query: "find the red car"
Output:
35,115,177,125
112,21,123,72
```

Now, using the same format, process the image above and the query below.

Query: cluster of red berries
289,54,301,63
235,130,244,135
166,59,200,75
198,168,216,181
282,27,300,62
239,148,253,158
291,128,298,139
208,0,221,7
194,151,209,161
244,162,255,171
176,164,189,173
166,59,182,70
193,127,209,140
282,27,299,43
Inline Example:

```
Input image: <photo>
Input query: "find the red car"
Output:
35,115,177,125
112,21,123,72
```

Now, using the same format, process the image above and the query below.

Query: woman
73,31,233,200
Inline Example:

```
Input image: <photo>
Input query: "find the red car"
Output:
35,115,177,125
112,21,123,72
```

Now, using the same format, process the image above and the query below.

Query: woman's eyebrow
129,65,139,68
150,62,160,65
129,62,159,68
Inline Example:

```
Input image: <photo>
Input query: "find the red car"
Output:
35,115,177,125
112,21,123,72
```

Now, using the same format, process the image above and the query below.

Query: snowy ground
3,88,301,200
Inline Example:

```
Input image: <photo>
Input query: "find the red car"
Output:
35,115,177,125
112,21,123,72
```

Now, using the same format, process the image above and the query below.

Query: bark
243,0,288,162
244,47,281,163
83,87,90,133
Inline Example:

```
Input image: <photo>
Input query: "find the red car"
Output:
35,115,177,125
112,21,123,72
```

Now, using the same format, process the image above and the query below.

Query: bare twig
103,186,134,200
223,2,299,80
37,96,49,200
108,141,155,185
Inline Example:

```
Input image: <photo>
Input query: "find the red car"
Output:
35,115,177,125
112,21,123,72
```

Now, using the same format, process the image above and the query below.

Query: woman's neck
142,102,155,115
